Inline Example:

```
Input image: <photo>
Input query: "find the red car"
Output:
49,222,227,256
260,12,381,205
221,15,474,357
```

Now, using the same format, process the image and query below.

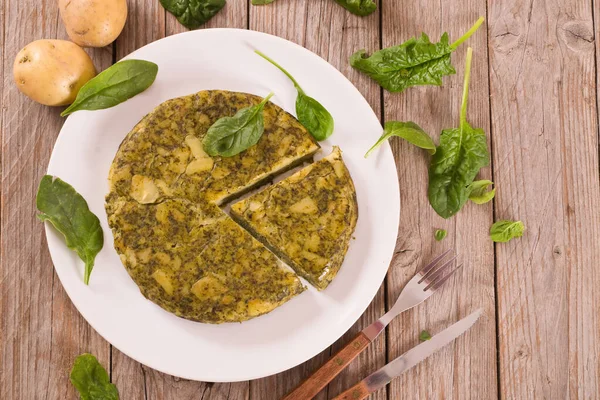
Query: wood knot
493,30,520,50
390,229,420,269
514,346,529,360
490,20,521,52
553,245,562,256
560,21,594,51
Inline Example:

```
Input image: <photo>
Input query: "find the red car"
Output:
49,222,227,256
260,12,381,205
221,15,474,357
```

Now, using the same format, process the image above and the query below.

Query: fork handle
282,332,371,400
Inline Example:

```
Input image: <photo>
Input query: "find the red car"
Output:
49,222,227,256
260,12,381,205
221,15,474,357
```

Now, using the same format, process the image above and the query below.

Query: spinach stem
450,17,484,50
246,92,274,126
364,136,384,158
84,261,93,285
255,50,304,93
259,92,274,106
460,47,473,126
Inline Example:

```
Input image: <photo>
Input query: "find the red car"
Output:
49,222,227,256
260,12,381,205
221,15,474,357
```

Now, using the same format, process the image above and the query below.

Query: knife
331,309,483,400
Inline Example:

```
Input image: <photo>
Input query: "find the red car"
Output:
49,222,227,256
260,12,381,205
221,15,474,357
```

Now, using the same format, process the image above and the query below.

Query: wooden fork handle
282,332,371,400
330,381,371,400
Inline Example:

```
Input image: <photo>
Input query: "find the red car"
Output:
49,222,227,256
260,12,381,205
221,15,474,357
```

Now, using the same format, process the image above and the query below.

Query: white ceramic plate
45,29,399,382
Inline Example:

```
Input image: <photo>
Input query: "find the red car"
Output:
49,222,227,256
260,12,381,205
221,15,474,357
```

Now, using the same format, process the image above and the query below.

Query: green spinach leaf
37,176,103,284
252,0,276,4
61,60,158,117
159,0,226,30
255,50,334,141
490,220,524,243
365,121,435,157
203,92,274,157
334,0,377,16
428,47,490,219
419,330,432,341
350,17,484,92
434,229,447,241
70,354,119,400
468,179,495,204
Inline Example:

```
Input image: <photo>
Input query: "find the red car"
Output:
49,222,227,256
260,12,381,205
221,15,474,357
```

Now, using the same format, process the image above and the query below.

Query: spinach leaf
160,0,226,30
365,121,435,157
36,175,103,285
70,354,119,400
350,17,484,92
419,330,432,341
334,0,377,16
203,92,273,157
434,229,447,241
468,179,495,204
490,220,525,243
428,47,490,219
252,0,276,4
61,60,158,117
255,50,334,141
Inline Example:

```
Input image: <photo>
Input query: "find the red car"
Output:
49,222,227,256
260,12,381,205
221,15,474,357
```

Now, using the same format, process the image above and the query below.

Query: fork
282,249,462,400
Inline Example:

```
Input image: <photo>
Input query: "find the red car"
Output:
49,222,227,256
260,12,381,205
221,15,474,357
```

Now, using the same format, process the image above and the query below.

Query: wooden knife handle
282,331,371,400
330,381,371,400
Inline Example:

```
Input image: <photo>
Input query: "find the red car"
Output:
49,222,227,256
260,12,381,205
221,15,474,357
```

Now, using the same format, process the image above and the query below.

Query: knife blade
332,309,482,400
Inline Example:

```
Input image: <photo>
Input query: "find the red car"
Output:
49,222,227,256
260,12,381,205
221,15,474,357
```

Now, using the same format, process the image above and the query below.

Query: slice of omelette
106,90,319,323
231,147,358,290
108,199,304,323
108,91,319,205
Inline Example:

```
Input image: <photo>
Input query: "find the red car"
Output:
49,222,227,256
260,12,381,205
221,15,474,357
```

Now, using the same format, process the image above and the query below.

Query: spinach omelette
106,90,357,323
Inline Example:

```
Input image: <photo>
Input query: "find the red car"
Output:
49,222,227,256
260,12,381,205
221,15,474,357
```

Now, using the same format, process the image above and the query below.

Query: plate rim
44,27,400,382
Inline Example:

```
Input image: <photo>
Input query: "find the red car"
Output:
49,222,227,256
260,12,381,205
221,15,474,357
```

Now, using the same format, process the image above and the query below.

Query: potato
59,0,127,47
13,40,96,106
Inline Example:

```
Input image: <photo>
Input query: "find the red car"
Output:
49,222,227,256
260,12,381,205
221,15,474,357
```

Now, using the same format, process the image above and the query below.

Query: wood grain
0,1,112,399
165,0,247,35
2,0,600,398
382,0,498,398
116,0,166,59
283,332,371,400
112,1,252,399
250,1,385,399
112,1,250,399
489,0,600,397
109,1,168,397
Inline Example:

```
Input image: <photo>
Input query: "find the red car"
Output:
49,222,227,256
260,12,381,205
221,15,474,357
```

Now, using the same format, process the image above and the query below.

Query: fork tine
425,264,463,291
418,254,457,284
418,248,453,276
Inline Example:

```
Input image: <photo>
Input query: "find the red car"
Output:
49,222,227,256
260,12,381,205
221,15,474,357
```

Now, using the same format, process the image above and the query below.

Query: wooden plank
490,0,600,397
0,0,4,180
0,1,112,399
327,288,386,400
381,1,498,398
0,0,4,204
116,0,166,59
165,0,247,35
249,1,385,399
108,2,253,400
144,374,249,400
110,1,166,398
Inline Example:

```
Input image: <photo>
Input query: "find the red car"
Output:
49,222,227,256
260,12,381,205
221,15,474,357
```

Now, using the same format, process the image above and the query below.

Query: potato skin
13,40,96,107
59,0,128,47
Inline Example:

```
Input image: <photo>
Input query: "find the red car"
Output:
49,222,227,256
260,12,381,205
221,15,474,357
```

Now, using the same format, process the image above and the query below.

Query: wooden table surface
2,0,600,399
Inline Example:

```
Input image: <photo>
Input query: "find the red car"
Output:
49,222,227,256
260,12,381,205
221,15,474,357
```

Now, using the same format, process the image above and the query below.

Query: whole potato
13,40,96,106
59,0,128,47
